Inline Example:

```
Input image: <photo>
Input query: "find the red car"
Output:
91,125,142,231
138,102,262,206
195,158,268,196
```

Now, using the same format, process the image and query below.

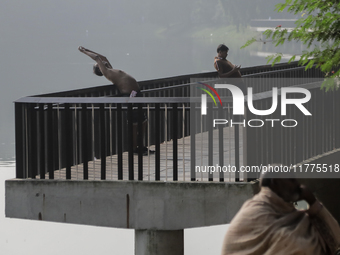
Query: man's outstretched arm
217,65,241,78
78,46,112,68
78,46,111,77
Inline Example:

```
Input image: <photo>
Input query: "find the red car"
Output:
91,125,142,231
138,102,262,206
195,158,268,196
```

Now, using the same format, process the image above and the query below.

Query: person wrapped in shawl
221,168,340,255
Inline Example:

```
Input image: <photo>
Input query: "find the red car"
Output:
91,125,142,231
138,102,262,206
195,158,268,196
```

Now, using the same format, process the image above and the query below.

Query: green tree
242,0,340,90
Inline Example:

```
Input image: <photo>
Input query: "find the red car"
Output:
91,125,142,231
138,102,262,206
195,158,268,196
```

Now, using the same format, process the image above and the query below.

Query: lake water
0,1,303,253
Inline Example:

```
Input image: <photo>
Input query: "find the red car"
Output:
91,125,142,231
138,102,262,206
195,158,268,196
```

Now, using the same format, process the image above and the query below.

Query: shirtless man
78,46,140,95
78,46,153,155
214,44,246,94
214,44,242,78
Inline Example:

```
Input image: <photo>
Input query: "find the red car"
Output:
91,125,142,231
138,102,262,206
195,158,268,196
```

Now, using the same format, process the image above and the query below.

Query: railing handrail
141,65,310,93
32,61,303,97
15,80,324,105
15,97,198,104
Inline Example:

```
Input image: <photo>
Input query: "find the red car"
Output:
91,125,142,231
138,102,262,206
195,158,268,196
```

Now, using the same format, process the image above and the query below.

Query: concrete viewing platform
9,62,337,254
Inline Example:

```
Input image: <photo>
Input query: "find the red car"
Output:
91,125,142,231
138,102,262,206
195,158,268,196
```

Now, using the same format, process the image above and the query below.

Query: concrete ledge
6,180,259,230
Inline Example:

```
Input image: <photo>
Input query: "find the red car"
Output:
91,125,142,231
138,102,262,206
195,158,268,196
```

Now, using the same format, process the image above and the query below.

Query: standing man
214,44,246,94
78,46,153,155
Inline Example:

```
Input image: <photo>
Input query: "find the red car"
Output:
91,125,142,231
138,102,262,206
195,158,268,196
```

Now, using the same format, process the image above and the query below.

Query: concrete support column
135,229,184,255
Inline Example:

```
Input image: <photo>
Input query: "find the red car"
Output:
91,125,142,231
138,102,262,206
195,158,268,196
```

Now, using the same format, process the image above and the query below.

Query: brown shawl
221,187,340,255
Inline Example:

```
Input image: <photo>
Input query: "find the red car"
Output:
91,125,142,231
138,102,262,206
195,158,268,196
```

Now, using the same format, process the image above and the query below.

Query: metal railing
15,81,339,182
245,81,340,172
34,61,323,98
15,97,237,181
14,62,335,182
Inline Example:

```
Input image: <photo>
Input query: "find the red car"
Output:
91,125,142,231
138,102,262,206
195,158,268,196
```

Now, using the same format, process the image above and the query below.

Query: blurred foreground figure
221,169,340,255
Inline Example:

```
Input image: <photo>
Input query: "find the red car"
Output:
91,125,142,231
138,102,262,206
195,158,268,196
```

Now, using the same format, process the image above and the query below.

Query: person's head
260,164,301,203
93,63,103,76
217,44,229,59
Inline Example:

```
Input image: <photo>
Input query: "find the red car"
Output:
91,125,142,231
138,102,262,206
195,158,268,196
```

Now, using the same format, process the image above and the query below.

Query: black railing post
100,104,106,180
190,102,196,181
15,103,24,178
155,104,161,180
127,104,134,180
138,104,144,181
47,104,54,179
172,103,178,181
39,104,46,179
82,104,89,180
117,104,123,180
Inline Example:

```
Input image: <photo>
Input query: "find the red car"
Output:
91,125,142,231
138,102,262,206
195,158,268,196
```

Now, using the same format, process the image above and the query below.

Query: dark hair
217,44,229,53
260,164,296,187
93,63,103,76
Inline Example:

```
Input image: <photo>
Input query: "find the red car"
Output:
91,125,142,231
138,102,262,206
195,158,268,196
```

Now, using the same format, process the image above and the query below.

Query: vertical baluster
39,104,45,179
165,104,168,181
117,104,123,180
172,103,178,181
100,104,106,180
182,104,185,181
15,103,25,178
127,104,134,180
137,104,143,181
82,103,89,180
47,104,54,180
155,104,161,180
190,102,196,181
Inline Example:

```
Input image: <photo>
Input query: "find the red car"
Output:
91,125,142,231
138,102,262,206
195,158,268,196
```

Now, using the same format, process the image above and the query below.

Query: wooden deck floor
40,127,244,182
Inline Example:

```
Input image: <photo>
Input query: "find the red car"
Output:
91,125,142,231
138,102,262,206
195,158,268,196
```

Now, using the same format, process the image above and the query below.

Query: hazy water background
0,0,301,254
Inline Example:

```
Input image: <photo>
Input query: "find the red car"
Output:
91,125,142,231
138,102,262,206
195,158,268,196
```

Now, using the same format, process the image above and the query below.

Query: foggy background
0,0,300,254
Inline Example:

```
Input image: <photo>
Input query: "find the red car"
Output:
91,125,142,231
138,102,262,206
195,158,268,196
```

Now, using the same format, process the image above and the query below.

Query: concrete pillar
135,229,184,255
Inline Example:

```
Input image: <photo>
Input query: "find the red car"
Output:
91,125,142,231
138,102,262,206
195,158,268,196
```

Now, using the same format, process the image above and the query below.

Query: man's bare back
78,46,140,95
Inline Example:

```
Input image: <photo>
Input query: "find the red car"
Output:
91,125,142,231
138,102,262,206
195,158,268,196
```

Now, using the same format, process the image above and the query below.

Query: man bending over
78,46,140,95
79,46,153,155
